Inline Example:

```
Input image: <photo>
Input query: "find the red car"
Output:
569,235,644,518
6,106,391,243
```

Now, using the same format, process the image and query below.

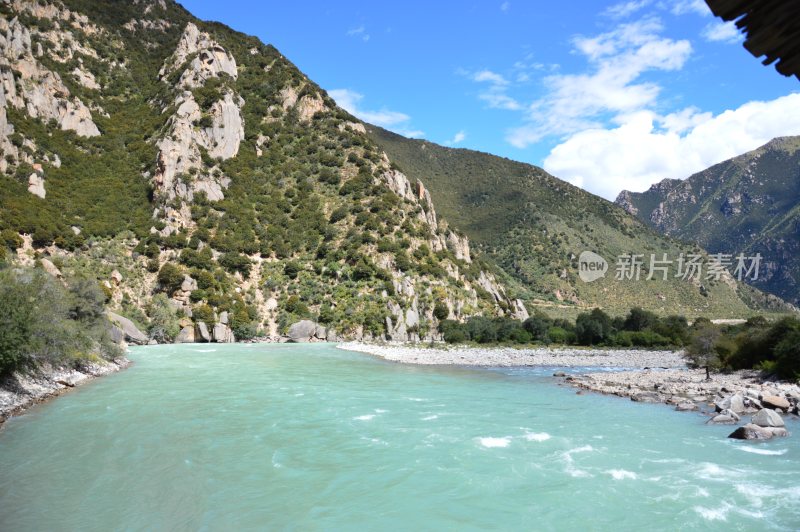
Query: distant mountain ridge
616,137,800,305
367,125,792,317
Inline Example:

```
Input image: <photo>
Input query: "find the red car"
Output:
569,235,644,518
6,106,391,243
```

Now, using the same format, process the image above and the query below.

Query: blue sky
180,0,800,200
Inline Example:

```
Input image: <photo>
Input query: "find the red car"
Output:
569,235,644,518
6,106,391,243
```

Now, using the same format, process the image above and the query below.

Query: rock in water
728,423,789,440
175,325,195,343
752,408,785,428
107,311,149,345
287,320,317,343
196,322,211,342
761,395,790,411
675,402,698,412
707,413,738,425
212,324,235,343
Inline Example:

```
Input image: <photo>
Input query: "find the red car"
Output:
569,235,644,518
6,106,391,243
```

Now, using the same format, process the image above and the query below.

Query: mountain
616,137,800,306
0,0,527,343
0,0,788,348
367,126,793,317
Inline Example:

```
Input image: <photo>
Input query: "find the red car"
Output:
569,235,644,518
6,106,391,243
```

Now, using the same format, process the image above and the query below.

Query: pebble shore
0,358,130,426
338,342,686,368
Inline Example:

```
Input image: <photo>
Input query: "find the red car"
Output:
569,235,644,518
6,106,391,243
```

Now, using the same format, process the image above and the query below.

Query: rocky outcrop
39,258,62,278
107,311,149,345
286,320,330,342
159,23,237,88
175,325,195,343
196,321,211,342
212,323,235,343
27,172,45,198
152,23,244,215
0,17,100,138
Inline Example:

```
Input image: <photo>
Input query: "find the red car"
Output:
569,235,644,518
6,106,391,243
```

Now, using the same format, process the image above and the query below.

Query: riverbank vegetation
439,307,800,381
0,267,121,377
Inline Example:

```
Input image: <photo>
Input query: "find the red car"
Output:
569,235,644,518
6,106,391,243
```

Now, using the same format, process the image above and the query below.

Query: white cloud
470,69,522,110
347,25,370,42
329,89,423,137
604,0,652,19
506,18,692,147
445,130,467,145
669,0,710,16
542,93,800,200
702,21,742,44
501,1,510,12
473,70,509,85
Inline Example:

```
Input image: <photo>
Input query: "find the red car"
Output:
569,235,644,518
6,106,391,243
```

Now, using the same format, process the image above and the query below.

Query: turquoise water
1,344,799,531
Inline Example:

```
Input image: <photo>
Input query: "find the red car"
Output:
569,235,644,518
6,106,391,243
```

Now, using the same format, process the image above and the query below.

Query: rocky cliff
0,0,525,343
616,137,800,306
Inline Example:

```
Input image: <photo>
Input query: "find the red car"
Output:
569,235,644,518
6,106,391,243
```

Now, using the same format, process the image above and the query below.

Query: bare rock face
153,91,241,204
27,172,45,198
510,299,529,321
0,17,100,138
159,23,238,88
446,231,471,263
152,23,245,214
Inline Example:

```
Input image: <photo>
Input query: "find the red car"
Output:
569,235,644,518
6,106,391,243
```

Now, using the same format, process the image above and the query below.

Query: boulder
752,408,785,428
196,322,211,342
287,320,317,343
707,413,737,425
714,394,745,413
40,258,62,279
219,311,229,325
729,394,746,414
728,423,789,440
110,269,123,284
675,402,698,412
107,311,149,345
327,330,340,343
181,275,198,292
761,395,791,411
212,323,235,343
109,325,125,344
631,392,661,403
175,325,195,343
314,324,327,341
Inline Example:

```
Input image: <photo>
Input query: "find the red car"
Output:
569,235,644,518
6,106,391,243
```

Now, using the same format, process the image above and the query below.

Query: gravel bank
0,357,130,426
338,342,686,368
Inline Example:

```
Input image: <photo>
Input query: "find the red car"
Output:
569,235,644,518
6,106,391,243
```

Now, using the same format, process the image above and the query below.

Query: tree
623,307,658,331
685,325,722,380
157,263,184,293
147,294,181,343
575,308,613,345
774,330,800,381
433,301,449,321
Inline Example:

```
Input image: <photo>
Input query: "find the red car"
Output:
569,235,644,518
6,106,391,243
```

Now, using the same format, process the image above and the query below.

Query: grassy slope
367,125,791,318
619,137,800,305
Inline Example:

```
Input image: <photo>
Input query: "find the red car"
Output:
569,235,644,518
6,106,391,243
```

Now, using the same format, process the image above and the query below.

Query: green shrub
433,301,449,320
157,263,184,293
